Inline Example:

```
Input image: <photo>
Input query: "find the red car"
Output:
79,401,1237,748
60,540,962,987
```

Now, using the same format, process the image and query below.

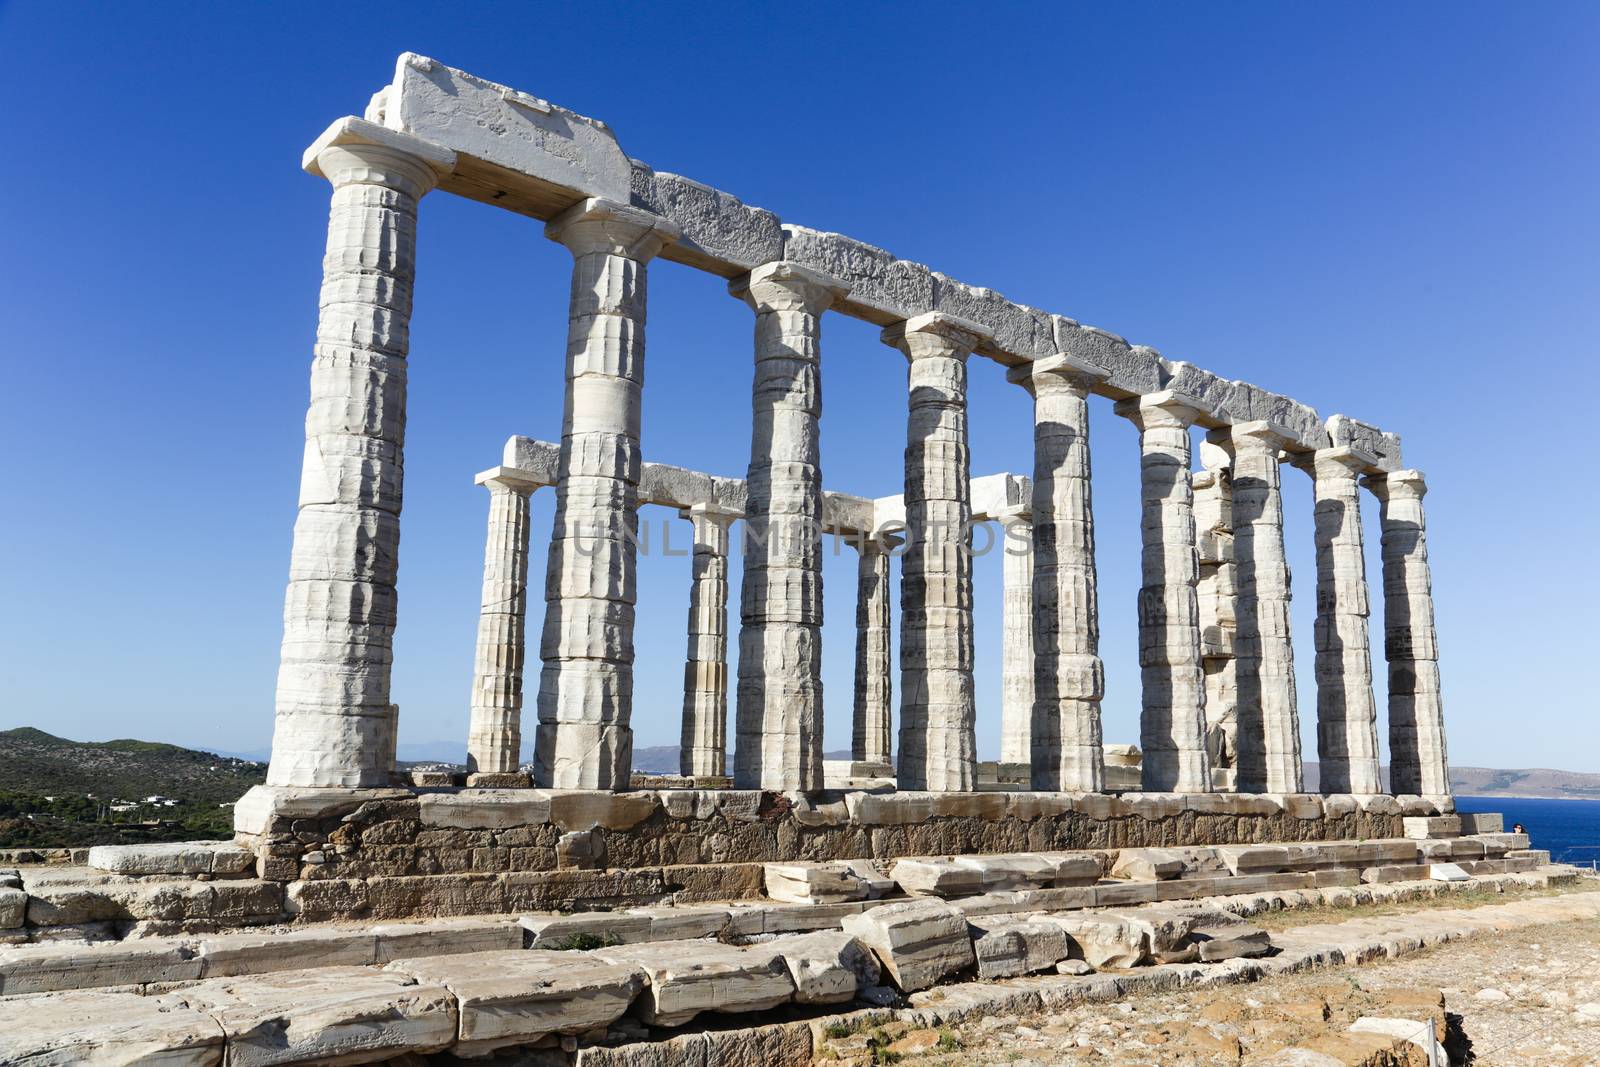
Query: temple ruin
0,54,1545,1067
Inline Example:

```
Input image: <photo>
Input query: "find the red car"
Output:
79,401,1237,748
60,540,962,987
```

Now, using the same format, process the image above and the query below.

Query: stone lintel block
233,785,414,836
0,990,224,1067
930,274,1052,361
382,53,631,213
1326,413,1403,472
1051,318,1164,399
780,224,935,325
303,114,457,182
632,162,784,276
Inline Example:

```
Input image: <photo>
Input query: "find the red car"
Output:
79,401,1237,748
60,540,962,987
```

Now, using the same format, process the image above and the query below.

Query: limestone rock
1043,913,1148,968
177,966,456,1067
968,917,1069,978
593,940,794,1027
1189,922,1272,961
388,949,646,1055
768,930,880,1004
840,898,975,992
0,938,204,993
198,928,377,978
0,989,224,1067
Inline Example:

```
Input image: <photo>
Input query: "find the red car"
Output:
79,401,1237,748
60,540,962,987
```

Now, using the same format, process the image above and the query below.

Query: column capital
545,197,681,260
1363,467,1427,500
1114,389,1213,430
1006,353,1111,397
475,466,544,495
679,500,742,525
1290,445,1382,480
728,261,849,315
881,311,992,361
1206,419,1299,453
303,117,456,198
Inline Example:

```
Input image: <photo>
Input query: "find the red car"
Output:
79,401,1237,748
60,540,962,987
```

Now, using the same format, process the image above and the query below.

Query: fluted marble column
268,122,453,788
1367,469,1450,797
1297,447,1383,795
1116,391,1213,793
1212,422,1304,793
680,503,738,778
887,313,990,792
467,471,536,776
998,508,1035,766
730,262,846,791
533,199,678,791
852,538,894,767
1009,355,1109,791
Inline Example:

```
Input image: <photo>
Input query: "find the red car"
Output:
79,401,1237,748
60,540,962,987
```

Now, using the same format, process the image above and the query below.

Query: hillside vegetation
0,728,265,848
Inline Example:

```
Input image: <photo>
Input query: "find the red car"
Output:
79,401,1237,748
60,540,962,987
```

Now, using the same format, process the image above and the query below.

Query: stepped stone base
232,785,1448,890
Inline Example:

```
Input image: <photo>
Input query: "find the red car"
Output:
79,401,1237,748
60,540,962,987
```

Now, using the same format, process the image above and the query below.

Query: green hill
0,727,265,804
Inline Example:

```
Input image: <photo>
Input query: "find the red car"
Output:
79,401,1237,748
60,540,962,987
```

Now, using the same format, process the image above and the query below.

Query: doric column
1211,422,1304,793
1366,469,1449,797
998,508,1035,766
852,538,894,767
886,313,991,792
268,121,453,788
1008,355,1109,792
466,470,537,778
680,503,738,779
1193,461,1239,790
533,199,678,791
1115,390,1213,793
730,262,846,791
1295,447,1383,795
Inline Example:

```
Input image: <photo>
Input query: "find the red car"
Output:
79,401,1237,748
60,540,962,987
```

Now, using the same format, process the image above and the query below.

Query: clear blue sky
1,2,1594,771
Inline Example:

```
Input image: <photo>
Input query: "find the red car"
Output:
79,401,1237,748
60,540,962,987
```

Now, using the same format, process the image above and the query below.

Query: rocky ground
816,885,1600,1066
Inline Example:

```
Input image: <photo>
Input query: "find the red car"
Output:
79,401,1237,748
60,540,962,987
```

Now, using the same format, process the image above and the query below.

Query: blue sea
1455,796,1600,869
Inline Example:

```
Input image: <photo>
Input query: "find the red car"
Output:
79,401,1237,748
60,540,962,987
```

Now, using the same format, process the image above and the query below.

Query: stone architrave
998,507,1035,765
532,198,679,791
852,538,895,766
1211,422,1304,793
1115,390,1213,793
269,121,454,788
1296,446,1383,795
1366,469,1449,797
1009,355,1110,792
467,471,537,774
885,312,992,792
680,502,739,778
730,262,847,791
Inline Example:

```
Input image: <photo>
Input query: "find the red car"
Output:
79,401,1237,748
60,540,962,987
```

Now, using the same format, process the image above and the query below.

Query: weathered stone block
968,917,1069,978
594,940,795,1027
198,928,377,978
769,930,880,1004
0,990,224,1067
0,938,204,994
179,966,456,1067
389,949,647,1055
764,862,869,904
840,898,975,992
